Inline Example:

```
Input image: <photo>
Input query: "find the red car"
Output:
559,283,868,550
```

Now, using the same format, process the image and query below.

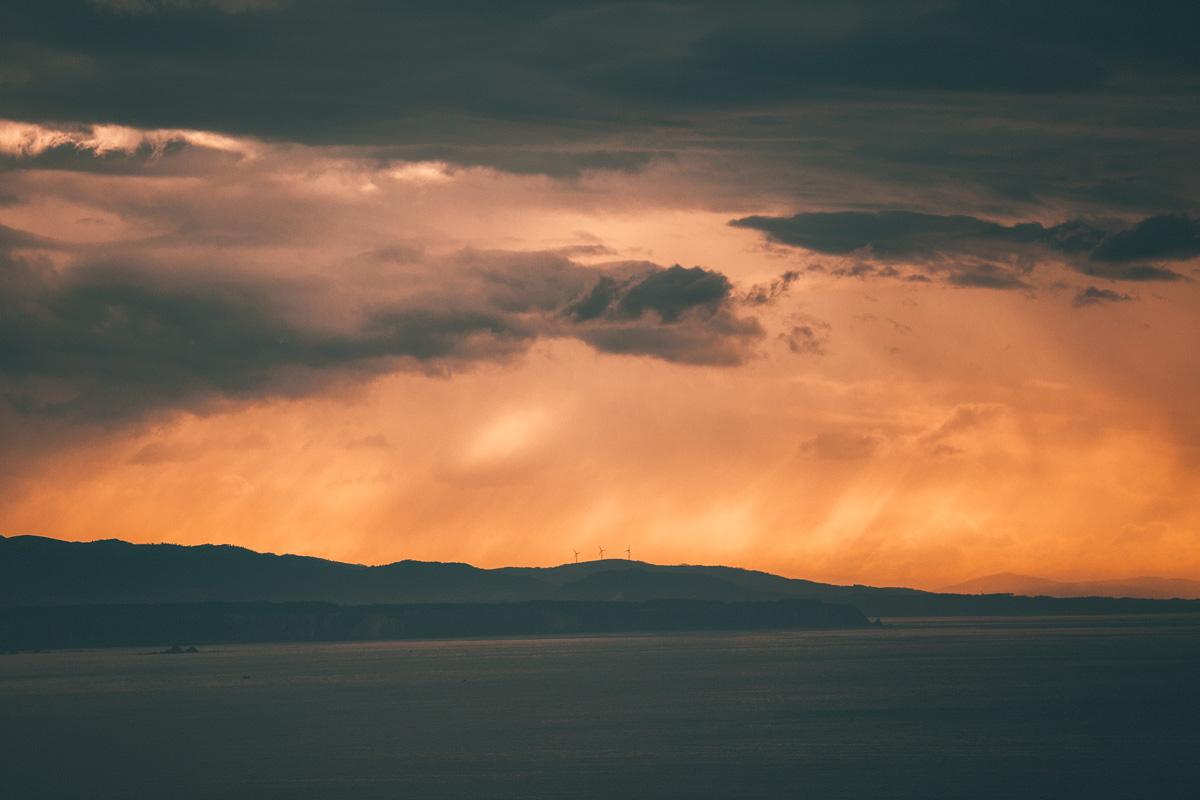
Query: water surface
2,616,1197,799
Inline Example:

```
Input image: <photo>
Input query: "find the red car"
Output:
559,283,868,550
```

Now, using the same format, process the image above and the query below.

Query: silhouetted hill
553,569,783,602
499,561,825,596
942,572,1200,600
0,535,548,605
4,534,1200,618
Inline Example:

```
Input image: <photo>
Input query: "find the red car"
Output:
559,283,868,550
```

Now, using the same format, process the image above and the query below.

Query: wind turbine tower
573,549,580,564
625,546,631,560
599,546,606,560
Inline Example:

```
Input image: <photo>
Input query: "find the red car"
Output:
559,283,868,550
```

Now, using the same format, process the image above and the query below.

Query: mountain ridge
942,572,1200,600
5,534,1200,617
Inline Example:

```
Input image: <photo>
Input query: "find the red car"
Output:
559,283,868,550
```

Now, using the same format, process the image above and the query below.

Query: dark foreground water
2,616,1198,799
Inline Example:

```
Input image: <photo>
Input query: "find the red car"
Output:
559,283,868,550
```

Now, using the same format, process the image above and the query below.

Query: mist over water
2,617,1198,799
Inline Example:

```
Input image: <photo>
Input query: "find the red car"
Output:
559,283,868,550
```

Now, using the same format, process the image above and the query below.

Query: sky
1,0,1199,588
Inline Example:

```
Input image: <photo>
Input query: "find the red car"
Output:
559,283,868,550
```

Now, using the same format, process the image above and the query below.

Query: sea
2,615,1198,799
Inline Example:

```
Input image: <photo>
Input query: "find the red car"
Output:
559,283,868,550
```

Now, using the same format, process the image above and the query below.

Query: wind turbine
573,549,580,564
599,546,606,560
625,546,631,560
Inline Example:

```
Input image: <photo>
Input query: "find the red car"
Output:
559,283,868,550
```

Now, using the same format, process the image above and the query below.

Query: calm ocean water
2,615,1198,799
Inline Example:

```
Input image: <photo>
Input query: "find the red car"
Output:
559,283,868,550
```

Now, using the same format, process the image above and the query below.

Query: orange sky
2,118,1198,589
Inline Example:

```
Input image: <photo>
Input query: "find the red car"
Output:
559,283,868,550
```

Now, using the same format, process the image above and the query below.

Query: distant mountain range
942,572,1200,600
4,535,1200,619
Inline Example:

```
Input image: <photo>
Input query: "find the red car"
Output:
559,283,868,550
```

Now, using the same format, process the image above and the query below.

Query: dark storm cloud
1,0,657,165
0,223,51,248
1090,215,1200,263
1077,263,1185,283
566,265,733,323
730,211,1101,258
731,211,1194,285
615,266,731,322
0,244,762,421
1072,286,1133,308
566,277,620,323
450,249,597,314
561,265,763,364
2,0,1199,189
592,5,1109,104
0,257,527,418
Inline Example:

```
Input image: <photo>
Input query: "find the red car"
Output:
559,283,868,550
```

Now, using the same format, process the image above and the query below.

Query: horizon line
5,530,1199,590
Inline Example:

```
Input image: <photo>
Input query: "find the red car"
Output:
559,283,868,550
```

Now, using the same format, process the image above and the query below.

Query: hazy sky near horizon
2,1,1199,587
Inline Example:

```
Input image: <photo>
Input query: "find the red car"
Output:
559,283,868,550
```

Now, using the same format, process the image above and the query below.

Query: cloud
0,0,1197,198
566,264,733,323
779,316,830,356
731,211,1193,285
798,431,880,460
1072,286,1133,308
946,265,1032,290
550,243,618,258
0,0,1196,249
1077,262,1186,282
561,264,763,365
394,147,669,180
614,265,731,322
730,211,1101,258
577,312,762,367
0,119,254,159
1089,214,1200,263
919,404,1004,454
0,222,50,248
742,270,801,305
0,258,521,419
0,242,764,421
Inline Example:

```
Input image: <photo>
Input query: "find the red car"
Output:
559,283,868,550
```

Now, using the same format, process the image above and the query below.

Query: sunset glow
2,2,1199,590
